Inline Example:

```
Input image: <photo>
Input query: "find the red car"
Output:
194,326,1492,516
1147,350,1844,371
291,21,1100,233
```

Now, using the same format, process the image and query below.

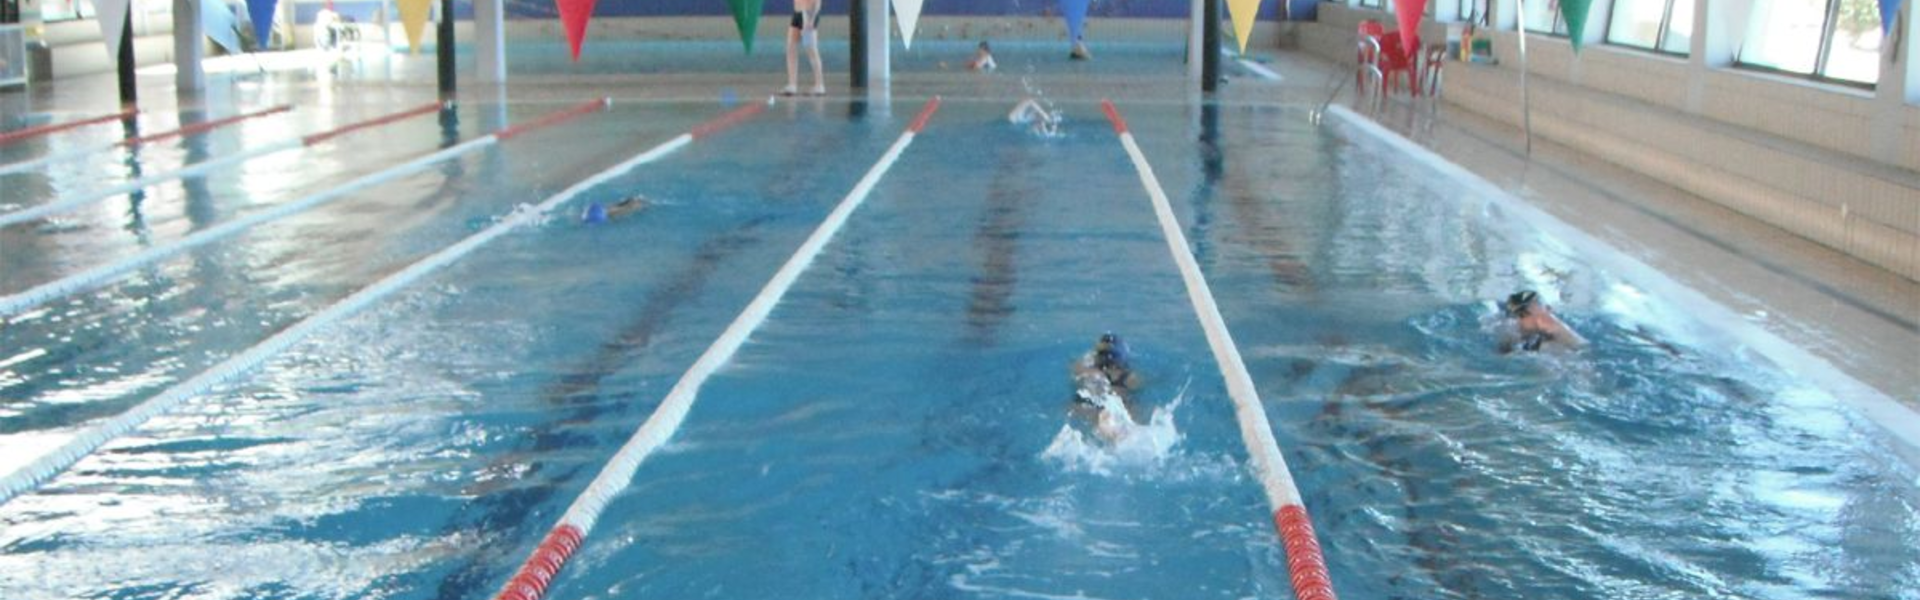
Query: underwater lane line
0,109,138,146
1100,100,1340,600
0,104,299,178
0,100,766,507
487,96,942,600
0,102,449,228
0,100,605,320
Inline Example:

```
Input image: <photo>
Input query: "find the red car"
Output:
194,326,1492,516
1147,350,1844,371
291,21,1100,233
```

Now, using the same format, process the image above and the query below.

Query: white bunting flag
891,0,924,49
93,0,133,63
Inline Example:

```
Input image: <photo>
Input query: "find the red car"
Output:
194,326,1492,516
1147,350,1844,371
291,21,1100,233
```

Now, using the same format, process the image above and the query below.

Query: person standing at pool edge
784,0,826,96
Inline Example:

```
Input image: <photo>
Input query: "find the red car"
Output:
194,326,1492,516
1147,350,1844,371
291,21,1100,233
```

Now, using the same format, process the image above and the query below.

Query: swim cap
1505,290,1538,315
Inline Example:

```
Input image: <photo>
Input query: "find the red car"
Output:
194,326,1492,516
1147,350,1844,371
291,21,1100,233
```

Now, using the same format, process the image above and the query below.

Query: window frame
1604,0,1692,57
1520,0,1572,38
1734,0,1879,89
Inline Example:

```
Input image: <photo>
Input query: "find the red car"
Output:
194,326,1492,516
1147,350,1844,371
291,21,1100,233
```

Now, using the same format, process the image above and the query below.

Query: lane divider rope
0,102,450,228
489,96,942,600
1100,99,1338,600
0,104,297,178
0,99,765,506
0,109,137,146
0,100,583,320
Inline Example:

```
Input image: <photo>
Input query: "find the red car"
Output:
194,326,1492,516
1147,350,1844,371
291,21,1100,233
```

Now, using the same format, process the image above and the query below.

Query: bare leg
807,42,825,94
784,27,801,93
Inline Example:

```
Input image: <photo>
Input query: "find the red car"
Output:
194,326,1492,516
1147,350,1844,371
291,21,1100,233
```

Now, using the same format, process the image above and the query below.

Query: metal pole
117,7,136,107
1514,0,1533,155
437,0,455,99
173,0,205,94
1201,0,1220,93
850,0,866,88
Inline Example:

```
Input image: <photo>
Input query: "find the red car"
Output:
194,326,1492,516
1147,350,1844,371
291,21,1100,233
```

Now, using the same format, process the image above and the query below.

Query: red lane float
498,99,617,140
302,101,447,146
1276,505,1337,600
1100,98,1341,600
0,109,137,146
496,525,585,600
692,101,769,139
120,104,294,148
908,96,943,133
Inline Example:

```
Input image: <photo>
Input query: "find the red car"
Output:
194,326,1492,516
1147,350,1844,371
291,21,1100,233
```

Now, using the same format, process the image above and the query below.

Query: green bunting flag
729,0,764,54
1561,0,1595,51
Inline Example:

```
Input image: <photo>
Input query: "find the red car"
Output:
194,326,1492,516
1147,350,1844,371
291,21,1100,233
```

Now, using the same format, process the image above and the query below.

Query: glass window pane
1823,0,1882,83
1521,0,1559,32
1661,0,1695,54
1359,0,1384,9
1739,0,1826,74
1607,0,1667,48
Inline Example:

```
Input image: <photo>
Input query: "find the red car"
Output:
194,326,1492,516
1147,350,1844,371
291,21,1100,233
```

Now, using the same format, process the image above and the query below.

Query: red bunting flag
558,0,600,61
1394,0,1427,57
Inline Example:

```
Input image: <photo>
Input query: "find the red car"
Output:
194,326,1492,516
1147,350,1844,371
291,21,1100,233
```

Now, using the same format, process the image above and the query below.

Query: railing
0,23,26,87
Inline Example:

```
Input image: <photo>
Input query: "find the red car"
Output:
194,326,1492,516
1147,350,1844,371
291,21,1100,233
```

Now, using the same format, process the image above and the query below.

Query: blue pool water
1,98,1916,600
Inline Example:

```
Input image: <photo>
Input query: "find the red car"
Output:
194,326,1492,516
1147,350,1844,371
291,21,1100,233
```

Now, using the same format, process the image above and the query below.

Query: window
1520,0,1569,35
1358,0,1385,9
1739,0,1882,84
1606,0,1693,55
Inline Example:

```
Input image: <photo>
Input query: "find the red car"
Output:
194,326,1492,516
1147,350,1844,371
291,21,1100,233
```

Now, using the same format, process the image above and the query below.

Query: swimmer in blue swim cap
583,195,649,224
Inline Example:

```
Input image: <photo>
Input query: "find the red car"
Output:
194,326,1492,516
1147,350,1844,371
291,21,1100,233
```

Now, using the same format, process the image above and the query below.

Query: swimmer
968,41,997,72
783,0,826,96
1499,290,1585,353
1008,97,1060,136
582,195,648,224
1068,333,1145,440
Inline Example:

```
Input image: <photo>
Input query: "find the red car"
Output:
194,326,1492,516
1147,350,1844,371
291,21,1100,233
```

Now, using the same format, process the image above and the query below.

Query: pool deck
5,44,1915,449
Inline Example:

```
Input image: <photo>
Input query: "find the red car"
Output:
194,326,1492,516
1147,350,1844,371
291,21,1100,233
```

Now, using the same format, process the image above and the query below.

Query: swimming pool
1,94,1915,600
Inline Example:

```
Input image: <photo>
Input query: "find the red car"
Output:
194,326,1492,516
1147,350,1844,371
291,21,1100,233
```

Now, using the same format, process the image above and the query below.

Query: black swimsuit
791,10,822,29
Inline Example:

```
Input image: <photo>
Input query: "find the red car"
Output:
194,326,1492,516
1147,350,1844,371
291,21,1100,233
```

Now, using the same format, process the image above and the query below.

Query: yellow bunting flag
397,0,432,54
1226,0,1262,53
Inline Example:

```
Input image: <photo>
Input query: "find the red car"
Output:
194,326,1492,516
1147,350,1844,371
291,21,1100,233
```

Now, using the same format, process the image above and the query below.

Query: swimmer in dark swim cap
1500,290,1585,353
1070,332,1145,424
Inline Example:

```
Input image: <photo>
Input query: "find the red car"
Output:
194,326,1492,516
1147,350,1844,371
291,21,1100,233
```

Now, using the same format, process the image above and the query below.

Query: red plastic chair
1378,32,1422,96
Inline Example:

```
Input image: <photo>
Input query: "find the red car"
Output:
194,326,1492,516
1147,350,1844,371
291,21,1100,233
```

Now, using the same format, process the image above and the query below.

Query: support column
860,0,888,92
1201,0,1220,93
475,0,504,83
436,0,455,98
850,0,866,88
1187,0,1203,84
117,7,136,107
173,0,204,94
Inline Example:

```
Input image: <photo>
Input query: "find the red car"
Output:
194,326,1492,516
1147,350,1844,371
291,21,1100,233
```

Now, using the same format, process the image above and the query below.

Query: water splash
1042,380,1190,476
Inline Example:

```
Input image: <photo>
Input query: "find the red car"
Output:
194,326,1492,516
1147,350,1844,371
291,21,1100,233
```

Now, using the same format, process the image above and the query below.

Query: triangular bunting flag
1394,0,1426,57
1561,0,1595,51
893,0,925,49
93,0,131,62
556,0,599,61
728,0,764,54
200,0,244,54
247,0,279,51
1226,0,1261,53
397,0,431,54
1060,0,1089,42
1881,0,1902,34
